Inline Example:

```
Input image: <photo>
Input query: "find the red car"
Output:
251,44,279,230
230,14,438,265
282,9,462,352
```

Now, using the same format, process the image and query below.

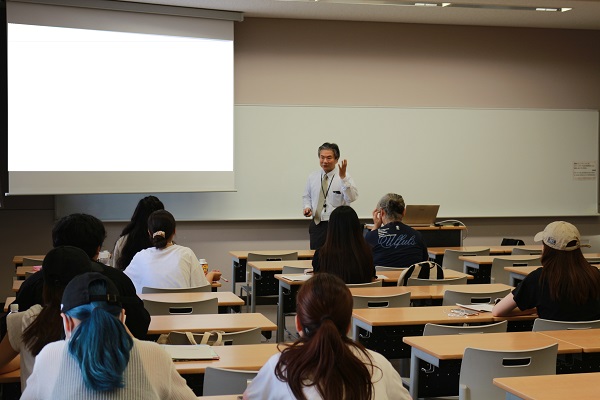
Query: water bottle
199,259,209,274
8,304,18,315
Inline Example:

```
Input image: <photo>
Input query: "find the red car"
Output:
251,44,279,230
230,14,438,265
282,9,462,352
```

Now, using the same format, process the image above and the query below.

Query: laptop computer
403,205,440,227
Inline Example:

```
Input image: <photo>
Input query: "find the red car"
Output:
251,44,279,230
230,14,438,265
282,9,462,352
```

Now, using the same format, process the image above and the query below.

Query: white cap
534,221,590,251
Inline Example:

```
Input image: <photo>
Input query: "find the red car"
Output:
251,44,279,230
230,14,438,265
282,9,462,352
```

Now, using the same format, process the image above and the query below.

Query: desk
494,372,600,400
413,283,513,301
3,297,16,312
376,269,473,286
352,306,537,360
403,331,581,399
427,245,542,264
228,250,314,293
538,329,600,372
505,264,600,287
147,313,277,336
0,369,19,384
11,255,45,268
246,260,313,313
140,292,244,313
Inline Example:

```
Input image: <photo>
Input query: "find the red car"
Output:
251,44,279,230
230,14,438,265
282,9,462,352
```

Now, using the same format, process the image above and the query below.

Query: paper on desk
457,303,495,313
376,274,388,280
281,274,312,281
160,344,220,360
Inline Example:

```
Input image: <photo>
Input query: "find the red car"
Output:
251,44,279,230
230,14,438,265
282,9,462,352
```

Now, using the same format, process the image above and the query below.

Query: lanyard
321,173,334,210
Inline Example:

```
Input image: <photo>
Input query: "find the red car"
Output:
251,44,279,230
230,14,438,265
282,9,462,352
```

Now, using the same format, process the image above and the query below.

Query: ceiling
125,0,600,30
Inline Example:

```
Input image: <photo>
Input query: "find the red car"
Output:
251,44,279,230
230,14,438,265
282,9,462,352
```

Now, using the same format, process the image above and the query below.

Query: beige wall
2,18,600,299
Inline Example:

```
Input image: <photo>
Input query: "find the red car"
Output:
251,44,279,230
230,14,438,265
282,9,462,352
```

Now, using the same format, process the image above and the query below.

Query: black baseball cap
61,272,122,313
43,246,94,287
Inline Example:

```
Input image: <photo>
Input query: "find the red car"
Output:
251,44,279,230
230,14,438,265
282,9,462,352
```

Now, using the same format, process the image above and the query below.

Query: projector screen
6,1,236,195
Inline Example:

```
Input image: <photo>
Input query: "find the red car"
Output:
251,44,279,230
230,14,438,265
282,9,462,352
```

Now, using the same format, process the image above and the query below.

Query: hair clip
152,231,165,238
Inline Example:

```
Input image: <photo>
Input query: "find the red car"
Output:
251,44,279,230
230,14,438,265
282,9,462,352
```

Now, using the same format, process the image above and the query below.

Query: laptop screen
403,205,440,226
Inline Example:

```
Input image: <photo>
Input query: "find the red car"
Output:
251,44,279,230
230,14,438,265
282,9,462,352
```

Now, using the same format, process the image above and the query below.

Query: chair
442,288,511,306
352,292,410,309
442,248,490,272
346,280,383,288
166,327,262,345
458,344,558,400
423,320,508,335
22,257,43,267
282,265,308,274
375,266,401,271
501,238,525,246
405,276,468,286
141,285,211,294
203,367,258,396
511,247,542,255
490,256,541,285
532,318,600,331
143,297,218,315
240,252,299,311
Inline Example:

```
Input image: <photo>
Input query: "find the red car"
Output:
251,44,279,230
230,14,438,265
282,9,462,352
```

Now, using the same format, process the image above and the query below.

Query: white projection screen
7,1,237,195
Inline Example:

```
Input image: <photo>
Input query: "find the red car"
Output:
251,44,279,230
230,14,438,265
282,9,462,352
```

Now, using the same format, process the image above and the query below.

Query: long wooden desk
11,255,45,267
376,268,473,285
140,292,244,313
273,270,475,343
403,331,581,399
505,264,600,286
459,254,543,284
3,297,16,312
228,249,314,293
494,372,600,400
147,313,277,336
246,259,313,313
538,329,600,372
351,305,537,361
427,245,542,264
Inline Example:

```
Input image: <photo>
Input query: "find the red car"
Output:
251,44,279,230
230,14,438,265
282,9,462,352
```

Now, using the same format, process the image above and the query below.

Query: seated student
312,206,375,284
493,221,600,320
125,210,221,293
0,246,93,391
21,272,198,400
365,193,428,268
244,273,409,400
13,213,150,339
113,195,165,270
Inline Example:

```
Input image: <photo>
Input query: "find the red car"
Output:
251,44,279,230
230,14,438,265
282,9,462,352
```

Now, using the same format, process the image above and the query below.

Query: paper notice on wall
573,161,597,181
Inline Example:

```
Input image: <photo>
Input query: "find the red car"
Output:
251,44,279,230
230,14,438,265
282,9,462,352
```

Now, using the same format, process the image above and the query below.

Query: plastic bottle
8,304,19,315
199,259,209,274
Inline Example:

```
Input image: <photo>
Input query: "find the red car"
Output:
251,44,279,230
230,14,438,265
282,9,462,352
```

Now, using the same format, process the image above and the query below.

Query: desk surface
352,305,535,327
229,250,314,260
148,313,276,335
175,343,280,374
348,283,512,300
377,269,473,283
427,245,542,256
403,331,581,360
0,369,20,384
538,329,600,353
140,292,243,307
247,259,313,271
460,253,600,265
493,372,600,400
12,255,45,266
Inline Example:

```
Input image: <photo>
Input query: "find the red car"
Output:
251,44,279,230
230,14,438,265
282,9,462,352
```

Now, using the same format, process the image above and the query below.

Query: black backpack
398,261,444,286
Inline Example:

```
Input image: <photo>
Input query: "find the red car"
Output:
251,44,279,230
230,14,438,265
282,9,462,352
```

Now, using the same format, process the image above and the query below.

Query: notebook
457,303,495,313
160,344,220,360
403,205,440,226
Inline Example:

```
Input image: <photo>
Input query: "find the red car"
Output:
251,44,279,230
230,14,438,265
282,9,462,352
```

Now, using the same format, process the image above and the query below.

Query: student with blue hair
21,272,197,399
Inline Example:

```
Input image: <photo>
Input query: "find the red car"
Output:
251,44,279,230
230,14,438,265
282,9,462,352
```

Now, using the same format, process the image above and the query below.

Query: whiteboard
56,106,599,221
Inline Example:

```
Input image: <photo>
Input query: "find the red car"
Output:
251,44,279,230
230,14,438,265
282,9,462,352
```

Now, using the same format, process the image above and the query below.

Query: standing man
303,142,358,249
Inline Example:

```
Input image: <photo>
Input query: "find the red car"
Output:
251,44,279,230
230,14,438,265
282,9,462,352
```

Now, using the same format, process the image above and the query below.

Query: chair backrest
203,367,258,396
282,265,308,274
442,289,512,306
459,344,557,400
398,261,444,286
501,238,525,246
247,252,299,262
490,256,542,285
405,276,468,286
141,285,211,294
423,321,508,336
532,318,600,332
22,257,43,267
143,297,218,315
167,327,262,346
352,292,411,309
346,280,383,288
511,247,542,255
375,266,401,271
442,248,490,271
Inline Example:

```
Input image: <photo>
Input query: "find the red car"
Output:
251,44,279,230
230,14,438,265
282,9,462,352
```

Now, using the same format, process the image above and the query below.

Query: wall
2,18,600,299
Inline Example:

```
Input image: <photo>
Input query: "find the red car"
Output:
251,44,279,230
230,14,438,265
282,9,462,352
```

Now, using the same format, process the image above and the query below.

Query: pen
220,277,230,282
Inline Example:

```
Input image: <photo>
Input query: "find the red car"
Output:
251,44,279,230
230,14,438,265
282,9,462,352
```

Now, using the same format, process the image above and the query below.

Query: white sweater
21,339,197,400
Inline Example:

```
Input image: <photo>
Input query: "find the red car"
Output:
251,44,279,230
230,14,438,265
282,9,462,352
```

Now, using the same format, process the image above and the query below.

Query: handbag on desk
157,330,226,346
